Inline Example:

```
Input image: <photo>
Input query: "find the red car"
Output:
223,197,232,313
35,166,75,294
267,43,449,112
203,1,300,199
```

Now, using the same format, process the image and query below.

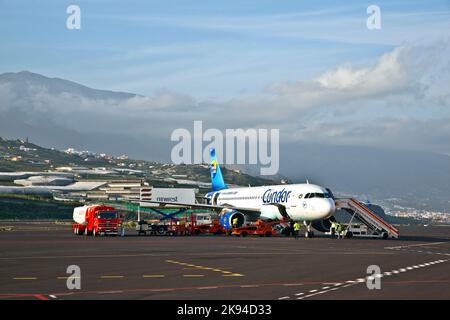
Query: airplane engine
219,210,245,230
311,216,336,232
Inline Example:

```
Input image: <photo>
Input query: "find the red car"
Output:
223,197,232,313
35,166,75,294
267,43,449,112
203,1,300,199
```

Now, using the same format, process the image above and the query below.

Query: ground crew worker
330,221,336,238
232,217,238,228
336,222,342,239
290,221,295,237
293,222,301,240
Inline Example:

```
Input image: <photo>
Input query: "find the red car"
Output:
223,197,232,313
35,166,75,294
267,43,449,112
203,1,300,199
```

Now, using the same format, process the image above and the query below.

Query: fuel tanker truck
72,205,124,237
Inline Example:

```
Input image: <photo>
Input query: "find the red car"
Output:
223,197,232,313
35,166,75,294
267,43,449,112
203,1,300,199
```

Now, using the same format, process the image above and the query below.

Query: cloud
268,46,421,110
107,8,450,46
0,83,15,112
1,42,449,158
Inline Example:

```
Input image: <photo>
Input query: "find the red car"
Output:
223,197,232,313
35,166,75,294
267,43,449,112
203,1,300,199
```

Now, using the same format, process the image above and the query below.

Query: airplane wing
137,200,261,217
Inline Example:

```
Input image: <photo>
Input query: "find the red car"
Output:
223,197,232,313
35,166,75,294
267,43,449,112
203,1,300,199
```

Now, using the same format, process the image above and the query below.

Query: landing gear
305,230,315,238
304,221,315,238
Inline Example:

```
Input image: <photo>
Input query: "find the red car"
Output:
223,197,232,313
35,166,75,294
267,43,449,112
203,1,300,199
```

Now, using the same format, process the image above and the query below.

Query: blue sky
1,0,449,98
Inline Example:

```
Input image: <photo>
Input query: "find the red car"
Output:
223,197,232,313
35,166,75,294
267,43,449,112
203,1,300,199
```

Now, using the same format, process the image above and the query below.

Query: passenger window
298,194,303,199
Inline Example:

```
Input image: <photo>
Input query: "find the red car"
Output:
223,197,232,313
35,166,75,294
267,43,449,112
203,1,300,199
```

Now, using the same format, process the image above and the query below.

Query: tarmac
0,222,449,300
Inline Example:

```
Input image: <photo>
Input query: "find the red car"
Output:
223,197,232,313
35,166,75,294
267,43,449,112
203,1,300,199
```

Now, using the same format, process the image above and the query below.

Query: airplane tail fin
210,148,228,192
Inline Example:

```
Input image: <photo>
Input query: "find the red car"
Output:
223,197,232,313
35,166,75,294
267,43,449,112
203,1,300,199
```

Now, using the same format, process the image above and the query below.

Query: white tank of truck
73,205,92,225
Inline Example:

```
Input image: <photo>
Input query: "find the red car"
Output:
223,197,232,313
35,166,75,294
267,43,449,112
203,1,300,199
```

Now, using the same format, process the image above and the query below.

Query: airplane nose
321,199,335,218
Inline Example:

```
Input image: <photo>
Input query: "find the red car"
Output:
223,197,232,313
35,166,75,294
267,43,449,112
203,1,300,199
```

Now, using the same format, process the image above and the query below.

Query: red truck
72,205,124,237
191,220,226,235
231,220,278,237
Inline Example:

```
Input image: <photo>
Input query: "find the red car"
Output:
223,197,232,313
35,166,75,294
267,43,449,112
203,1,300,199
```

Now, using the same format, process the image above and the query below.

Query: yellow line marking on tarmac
100,275,125,279
142,275,165,278
57,276,80,280
183,274,205,277
166,259,244,277
13,277,37,280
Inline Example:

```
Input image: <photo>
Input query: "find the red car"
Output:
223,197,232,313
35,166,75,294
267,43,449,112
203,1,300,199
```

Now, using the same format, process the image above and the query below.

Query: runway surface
0,222,449,300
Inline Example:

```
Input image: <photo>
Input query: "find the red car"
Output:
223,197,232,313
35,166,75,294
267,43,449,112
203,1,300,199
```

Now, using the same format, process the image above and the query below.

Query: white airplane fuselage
208,183,335,222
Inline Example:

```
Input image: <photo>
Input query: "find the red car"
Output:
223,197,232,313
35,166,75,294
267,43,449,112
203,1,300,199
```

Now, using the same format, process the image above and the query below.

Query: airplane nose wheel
304,221,314,238
305,230,315,238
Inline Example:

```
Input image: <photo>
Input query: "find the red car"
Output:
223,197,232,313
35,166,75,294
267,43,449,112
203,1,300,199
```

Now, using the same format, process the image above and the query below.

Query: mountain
0,71,136,100
0,71,449,213
279,143,450,196
0,136,276,189
281,143,450,213
0,71,152,161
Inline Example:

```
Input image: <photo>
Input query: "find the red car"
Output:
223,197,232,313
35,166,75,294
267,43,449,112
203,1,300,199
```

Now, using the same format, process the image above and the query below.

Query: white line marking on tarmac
303,291,327,299
240,285,260,288
277,258,448,300
385,242,447,250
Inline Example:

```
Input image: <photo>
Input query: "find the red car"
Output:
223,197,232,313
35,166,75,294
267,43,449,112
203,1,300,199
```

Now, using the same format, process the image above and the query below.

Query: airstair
335,198,399,239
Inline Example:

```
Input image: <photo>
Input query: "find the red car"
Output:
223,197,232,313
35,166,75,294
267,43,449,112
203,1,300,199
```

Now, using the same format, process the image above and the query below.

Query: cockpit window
305,192,331,199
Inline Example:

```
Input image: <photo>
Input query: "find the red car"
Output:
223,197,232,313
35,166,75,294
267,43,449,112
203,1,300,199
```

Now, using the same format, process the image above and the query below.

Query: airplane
141,148,336,237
